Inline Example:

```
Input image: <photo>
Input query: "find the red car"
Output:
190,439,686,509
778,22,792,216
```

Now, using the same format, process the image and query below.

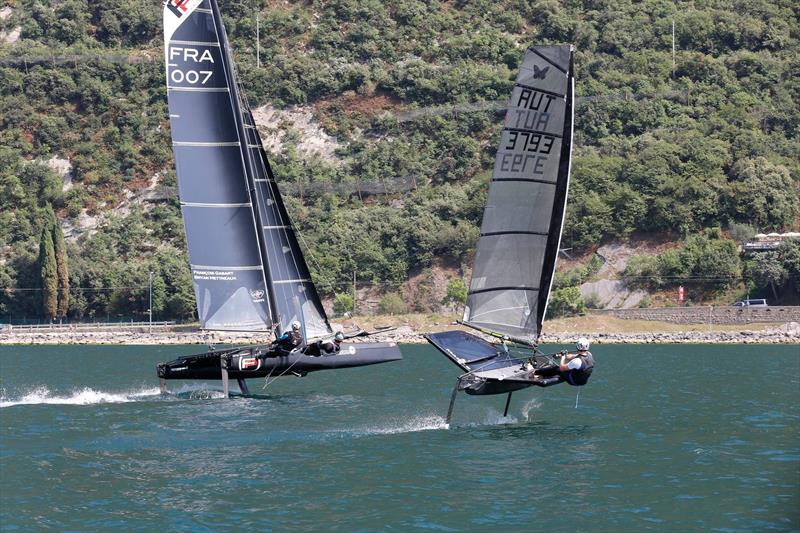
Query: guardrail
593,306,800,325
2,321,174,332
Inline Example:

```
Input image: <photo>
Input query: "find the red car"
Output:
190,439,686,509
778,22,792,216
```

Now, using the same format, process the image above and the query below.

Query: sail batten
463,45,575,342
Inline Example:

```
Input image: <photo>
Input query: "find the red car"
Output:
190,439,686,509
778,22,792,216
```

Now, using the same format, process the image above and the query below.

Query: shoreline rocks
0,322,798,345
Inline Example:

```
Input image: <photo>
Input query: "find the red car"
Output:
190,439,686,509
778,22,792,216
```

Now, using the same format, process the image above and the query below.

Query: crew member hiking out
305,331,345,356
532,337,594,386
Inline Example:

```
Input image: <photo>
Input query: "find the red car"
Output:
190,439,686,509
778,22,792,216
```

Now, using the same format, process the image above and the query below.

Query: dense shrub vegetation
0,0,797,320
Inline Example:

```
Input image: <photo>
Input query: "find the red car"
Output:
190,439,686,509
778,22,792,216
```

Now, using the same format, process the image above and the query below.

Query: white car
733,299,768,308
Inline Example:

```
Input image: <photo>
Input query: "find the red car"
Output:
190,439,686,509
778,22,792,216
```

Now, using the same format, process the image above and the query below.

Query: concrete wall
594,306,800,325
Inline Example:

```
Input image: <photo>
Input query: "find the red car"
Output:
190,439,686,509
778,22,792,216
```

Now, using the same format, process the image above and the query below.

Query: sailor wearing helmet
532,337,594,385
273,320,305,355
305,331,345,356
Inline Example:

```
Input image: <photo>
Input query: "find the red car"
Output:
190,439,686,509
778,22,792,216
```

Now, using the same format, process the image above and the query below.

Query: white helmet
291,320,301,331
334,331,344,342
576,337,590,351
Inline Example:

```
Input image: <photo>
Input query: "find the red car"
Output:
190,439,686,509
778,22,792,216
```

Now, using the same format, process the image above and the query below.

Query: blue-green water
1,344,798,532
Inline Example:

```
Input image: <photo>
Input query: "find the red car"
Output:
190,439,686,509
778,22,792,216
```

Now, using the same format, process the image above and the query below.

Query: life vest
565,351,594,386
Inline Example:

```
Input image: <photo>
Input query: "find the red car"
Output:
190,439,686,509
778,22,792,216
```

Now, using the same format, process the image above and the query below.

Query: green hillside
0,0,798,321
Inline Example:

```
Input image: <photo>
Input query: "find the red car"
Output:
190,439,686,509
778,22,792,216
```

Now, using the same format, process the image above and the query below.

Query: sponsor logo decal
165,0,190,18
532,64,549,80
239,357,261,371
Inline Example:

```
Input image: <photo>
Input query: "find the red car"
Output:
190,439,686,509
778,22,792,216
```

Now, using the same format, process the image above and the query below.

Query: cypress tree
38,226,58,320
52,217,70,320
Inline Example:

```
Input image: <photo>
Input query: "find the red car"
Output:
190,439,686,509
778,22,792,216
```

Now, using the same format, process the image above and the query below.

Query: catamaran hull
157,342,402,382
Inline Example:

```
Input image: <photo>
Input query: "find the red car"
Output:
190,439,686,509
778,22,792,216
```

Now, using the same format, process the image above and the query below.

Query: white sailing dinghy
157,0,401,396
426,45,583,422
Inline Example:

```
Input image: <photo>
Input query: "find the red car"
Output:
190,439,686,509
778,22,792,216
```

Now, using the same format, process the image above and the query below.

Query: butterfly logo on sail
532,64,549,79
250,289,266,302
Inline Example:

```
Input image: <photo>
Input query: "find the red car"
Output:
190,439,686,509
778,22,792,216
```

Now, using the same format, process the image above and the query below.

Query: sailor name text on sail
193,270,237,281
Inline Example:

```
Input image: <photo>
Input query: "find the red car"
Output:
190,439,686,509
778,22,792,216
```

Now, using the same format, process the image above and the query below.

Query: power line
1,286,150,292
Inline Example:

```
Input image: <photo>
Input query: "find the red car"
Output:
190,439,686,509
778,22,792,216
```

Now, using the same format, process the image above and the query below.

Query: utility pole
256,8,260,69
672,19,676,79
149,271,153,333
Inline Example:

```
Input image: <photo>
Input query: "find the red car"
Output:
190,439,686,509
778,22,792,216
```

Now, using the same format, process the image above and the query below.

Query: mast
537,49,575,334
208,0,280,329
206,0,331,339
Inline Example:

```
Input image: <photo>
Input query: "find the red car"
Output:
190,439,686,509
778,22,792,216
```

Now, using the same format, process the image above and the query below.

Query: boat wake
521,398,543,422
350,415,449,436
166,383,228,400
0,386,162,408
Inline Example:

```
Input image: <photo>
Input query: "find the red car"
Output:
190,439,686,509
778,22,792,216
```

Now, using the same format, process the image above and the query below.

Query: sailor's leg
237,378,250,395
446,378,461,425
534,365,560,378
220,356,229,398
159,378,167,395
503,392,513,417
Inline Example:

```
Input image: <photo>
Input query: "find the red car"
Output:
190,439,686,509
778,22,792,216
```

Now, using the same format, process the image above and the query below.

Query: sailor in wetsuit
532,337,594,385
273,320,305,355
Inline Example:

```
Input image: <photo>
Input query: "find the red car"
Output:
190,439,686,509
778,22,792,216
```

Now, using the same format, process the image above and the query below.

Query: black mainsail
164,0,330,338
425,45,576,419
158,0,401,396
463,45,574,343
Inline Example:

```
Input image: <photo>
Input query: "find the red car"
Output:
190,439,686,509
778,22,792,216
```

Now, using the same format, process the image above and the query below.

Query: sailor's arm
558,351,578,371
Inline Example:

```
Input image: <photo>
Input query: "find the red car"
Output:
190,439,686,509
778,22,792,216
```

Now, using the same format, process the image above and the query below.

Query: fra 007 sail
156,0,401,397
426,45,593,423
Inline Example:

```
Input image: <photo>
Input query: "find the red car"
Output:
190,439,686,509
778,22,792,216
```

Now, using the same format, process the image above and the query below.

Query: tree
729,158,799,230
749,251,787,301
378,292,406,315
443,278,467,309
728,222,755,244
547,287,586,318
38,226,58,320
51,215,70,320
333,293,354,316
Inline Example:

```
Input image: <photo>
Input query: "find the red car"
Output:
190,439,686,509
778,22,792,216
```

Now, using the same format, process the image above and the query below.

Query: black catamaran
426,45,579,422
157,0,401,395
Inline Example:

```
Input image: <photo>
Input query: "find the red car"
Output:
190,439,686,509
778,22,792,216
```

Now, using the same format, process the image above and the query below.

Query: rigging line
261,360,276,390
250,127,296,323
262,352,304,389
237,95,338,309
239,96,312,332
245,110,329,335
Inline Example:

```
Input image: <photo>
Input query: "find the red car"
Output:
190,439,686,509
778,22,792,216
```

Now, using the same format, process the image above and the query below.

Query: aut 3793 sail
156,0,401,396
426,45,593,423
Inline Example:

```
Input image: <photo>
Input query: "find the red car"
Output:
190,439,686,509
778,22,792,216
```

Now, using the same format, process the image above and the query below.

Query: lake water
1,343,798,531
